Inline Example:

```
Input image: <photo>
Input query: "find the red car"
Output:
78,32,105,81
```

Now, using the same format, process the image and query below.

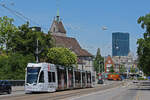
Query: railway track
0,81,125,100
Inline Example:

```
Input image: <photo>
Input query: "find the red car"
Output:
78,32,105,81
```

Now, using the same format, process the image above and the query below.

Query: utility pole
99,61,101,74
36,39,39,63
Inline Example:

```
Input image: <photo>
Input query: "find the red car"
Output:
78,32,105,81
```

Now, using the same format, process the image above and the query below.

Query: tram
25,63,96,93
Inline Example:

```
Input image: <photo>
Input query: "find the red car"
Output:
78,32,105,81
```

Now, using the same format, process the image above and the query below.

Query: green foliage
0,53,35,80
119,65,126,74
94,48,104,73
130,67,136,73
0,16,17,51
9,22,54,61
109,65,115,73
0,16,54,80
137,13,150,75
47,47,77,67
137,77,148,80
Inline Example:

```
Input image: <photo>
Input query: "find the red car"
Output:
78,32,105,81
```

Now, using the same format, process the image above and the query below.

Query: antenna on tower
56,0,60,22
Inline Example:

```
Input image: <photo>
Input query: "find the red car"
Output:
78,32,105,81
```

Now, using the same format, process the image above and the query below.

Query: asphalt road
2,80,150,100
0,81,123,100
68,80,150,100
0,79,115,97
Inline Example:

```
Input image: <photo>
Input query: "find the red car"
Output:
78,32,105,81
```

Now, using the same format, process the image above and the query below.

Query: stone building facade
112,52,137,73
49,15,94,72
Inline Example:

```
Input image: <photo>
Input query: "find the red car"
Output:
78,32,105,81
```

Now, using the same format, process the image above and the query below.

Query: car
0,80,12,94
97,79,104,84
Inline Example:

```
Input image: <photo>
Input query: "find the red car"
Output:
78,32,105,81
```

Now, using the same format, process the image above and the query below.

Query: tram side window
39,71,44,83
48,72,56,82
52,72,55,82
48,72,51,82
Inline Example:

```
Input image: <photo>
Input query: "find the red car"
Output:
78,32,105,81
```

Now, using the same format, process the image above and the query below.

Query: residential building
105,55,114,73
112,52,137,73
112,32,129,56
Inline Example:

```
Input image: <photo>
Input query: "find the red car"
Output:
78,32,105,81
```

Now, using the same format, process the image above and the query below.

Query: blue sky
0,0,149,57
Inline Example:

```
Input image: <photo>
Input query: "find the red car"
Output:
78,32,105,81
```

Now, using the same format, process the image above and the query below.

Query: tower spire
56,8,60,22
56,9,60,22
56,0,60,22
57,8,59,17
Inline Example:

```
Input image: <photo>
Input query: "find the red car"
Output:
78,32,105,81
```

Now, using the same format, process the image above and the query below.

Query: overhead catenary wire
0,3,48,31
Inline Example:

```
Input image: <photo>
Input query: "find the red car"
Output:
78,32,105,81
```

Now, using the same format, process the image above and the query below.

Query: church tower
49,10,66,37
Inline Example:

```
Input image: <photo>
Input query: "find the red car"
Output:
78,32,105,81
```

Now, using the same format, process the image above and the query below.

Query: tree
0,53,34,80
130,66,136,74
119,65,126,74
109,65,115,73
137,13,150,75
47,47,77,67
94,48,104,73
0,16,17,52
5,21,53,61
0,16,54,80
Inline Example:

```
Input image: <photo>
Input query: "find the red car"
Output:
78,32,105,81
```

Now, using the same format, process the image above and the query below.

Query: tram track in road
0,81,125,100
48,82,125,100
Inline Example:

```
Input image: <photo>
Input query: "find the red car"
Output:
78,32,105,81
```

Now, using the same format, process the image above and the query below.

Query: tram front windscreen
26,67,41,84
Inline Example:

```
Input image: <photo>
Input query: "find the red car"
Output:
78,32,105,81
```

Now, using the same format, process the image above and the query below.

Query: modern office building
112,32,129,56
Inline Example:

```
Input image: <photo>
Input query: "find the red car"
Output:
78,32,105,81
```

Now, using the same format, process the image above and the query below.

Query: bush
137,77,148,80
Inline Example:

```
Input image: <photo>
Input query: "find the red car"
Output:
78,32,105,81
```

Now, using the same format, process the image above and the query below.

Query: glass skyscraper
112,32,129,56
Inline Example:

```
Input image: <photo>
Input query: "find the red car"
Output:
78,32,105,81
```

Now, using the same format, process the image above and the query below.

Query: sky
0,0,150,57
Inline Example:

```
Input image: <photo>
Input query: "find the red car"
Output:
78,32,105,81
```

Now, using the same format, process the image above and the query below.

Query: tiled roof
52,35,93,57
50,20,66,33
56,21,66,33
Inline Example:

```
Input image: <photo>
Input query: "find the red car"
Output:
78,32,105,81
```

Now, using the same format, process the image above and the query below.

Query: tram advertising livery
25,63,96,93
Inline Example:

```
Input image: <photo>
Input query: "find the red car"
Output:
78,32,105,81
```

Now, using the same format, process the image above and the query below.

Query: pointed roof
105,55,114,65
52,35,93,57
49,16,66,34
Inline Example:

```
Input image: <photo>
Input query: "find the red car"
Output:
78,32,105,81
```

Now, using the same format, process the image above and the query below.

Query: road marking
68,86,124,100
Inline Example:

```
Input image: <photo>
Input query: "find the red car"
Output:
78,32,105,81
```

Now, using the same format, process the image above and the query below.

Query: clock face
108,60,111,63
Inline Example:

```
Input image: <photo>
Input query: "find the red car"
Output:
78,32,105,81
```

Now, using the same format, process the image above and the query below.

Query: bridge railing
9,80,25,86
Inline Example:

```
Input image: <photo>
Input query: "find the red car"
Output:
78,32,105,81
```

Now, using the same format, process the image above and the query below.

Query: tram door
82,72,86,88
86,72,91,87
68,68,73,88
57,66,67,90
48,71,56,92
75,70,81,88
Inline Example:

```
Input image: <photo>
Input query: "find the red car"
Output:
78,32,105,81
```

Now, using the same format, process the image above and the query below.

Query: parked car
97,79,104,84
0,80,12,94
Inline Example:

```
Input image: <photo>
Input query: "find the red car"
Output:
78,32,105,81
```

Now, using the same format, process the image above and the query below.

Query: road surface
0,81,123,100
2,80,150,100
68,80,150,100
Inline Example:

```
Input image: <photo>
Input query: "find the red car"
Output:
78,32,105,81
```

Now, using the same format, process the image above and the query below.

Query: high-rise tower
112,32,129,56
